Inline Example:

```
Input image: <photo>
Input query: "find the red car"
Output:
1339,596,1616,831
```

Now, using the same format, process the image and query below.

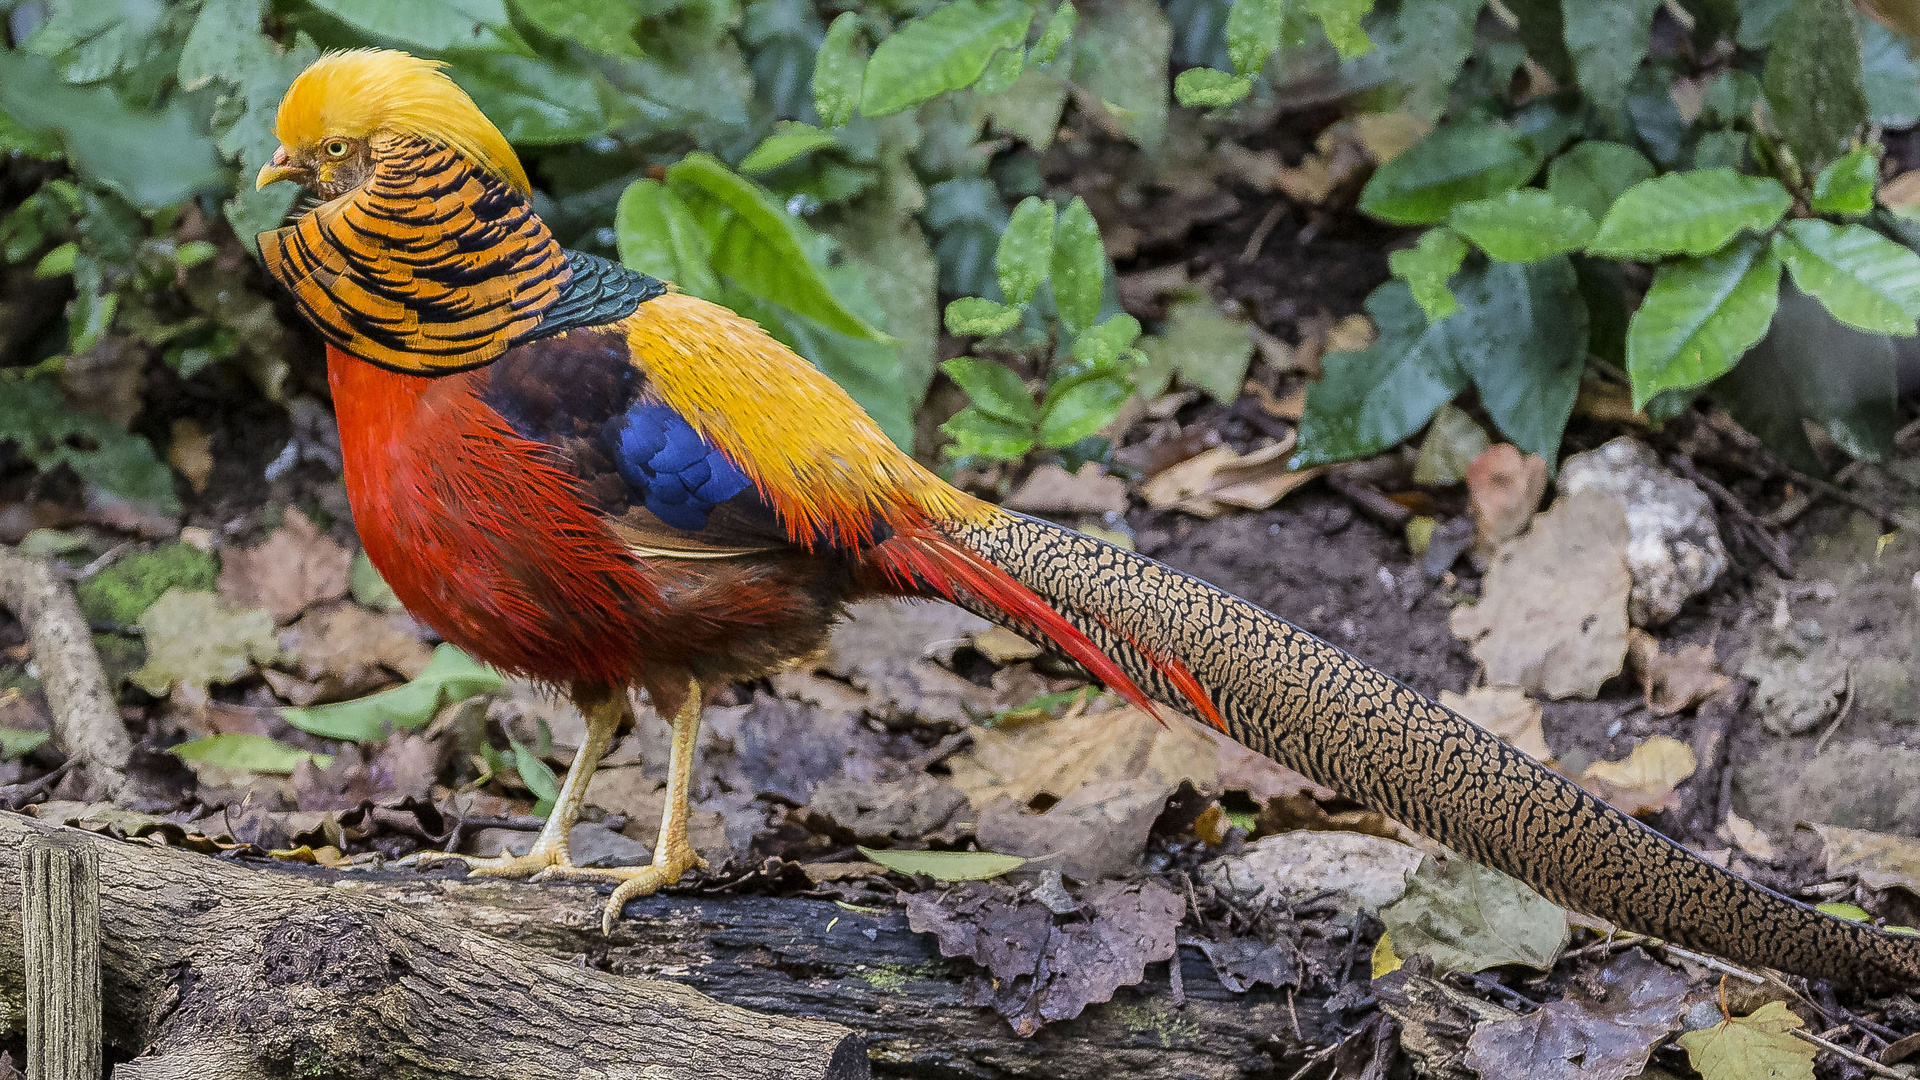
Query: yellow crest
273,48,529,194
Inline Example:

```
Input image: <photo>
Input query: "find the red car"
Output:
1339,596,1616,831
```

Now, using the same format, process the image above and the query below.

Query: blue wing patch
604,404,754,531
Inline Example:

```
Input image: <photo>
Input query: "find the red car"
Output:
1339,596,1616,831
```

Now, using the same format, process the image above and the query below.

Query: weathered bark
0,813,866,1080
0,548,131,798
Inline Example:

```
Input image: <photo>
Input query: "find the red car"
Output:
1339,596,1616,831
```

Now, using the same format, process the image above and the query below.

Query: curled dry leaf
1466,444,1549,556
1439,686,1551,762
217,507,352,623
167,418,214,493
1813,822,1920,894
1724,811,1776,862
1001,462,1130,516
1578,735,1698,817
1140,434,1325,518
1201,829,1422,918
1463,948,1690,1080
1625,630,1730,715
1451,491,1632,700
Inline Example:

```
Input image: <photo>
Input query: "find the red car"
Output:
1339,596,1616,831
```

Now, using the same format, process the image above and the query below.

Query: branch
0,813,866,1080
0,548,131,798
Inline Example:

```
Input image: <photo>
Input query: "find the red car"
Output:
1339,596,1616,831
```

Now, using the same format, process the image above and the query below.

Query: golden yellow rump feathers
270,48,529,194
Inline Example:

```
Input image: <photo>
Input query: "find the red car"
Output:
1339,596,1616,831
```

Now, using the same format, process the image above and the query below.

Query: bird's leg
524,679,711,933
401,685,624,879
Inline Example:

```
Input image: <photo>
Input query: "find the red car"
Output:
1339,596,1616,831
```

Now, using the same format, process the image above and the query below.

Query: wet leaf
281,644,502,742
995,196,1056,306
1293,281,1469,466
1545,142,1655,222
1810,144,1879,216
1389,227,1467,321
130,588,280,697
1761,0,1867,171
171,733,330,775
1464,949,1688,1080
1578,735,1697,816
216,508,352,624
740,121,838,174
858,845,1029,881
1448,189,1595,263
1051,196,1105,332
1561,0,1660,112
813,12,866,127
510,0,641,57
1379,855,1569,973
306,0,525,53
1676,1001,1815,1080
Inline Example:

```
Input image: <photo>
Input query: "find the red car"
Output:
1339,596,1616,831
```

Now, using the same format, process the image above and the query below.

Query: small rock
1199,830,1422,919
1558,437,1726,627
569,822,653,867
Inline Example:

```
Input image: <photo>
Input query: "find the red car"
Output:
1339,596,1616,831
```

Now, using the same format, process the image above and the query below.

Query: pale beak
255,146,308,190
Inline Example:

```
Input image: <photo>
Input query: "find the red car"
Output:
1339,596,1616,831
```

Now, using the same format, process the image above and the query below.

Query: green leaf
981,69,1071,149
0,728,50,760
1817,901,1873,921
511,740,561,816
1448,257,1588,461
1561,0,1660,112
1051,197,1106,333
0,51,226,214
281,645,503,742
1379,856,1568,973
1762,0,1868,171
1378,0,1483,121
0,378,179,513
1358,123,1539,226
34,242,77,280
996,197,1057,305
445,52,616,145
1033,2,1078,63
1070,313,1144,368
1040,372,1132,447
1715,282,1899,468
1138,299,1249,402
1072,0,1171,149
511,0,641,57
171,733,330,775
1860,16,1920,129
1389,227,1468,320
1773,219,1920,335
306,0,527,53
1587,169,1792,259
944,297,1025,337
1810,144,1878,216
1448,189,1595,262
1412,404,1491,485
1293,282,1471,467
349,550,405,612
858,845,1029,881
667,153,888,341
1627,237,1782,407
1227,0,1295,75
976,46,1026,95
740,121,839,174
943,358,1038,424
814,12,867,127
1545,141,1655,222
614,179,720,298
1309,0,1375,59
860,0,1034,117
1701,70,1763,125
1174,68,1253,108
942,407,1036,460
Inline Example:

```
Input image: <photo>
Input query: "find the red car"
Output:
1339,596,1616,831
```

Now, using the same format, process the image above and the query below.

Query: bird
255,48,1920,988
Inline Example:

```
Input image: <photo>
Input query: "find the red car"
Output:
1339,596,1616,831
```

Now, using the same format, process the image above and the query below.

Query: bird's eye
325,140,350,158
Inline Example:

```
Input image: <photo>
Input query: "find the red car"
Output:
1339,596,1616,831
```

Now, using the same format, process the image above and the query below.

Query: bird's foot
534,845,710,934
395,841,575,881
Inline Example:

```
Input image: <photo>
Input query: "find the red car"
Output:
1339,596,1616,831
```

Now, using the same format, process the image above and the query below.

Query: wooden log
0,548,131,798
0,813,866,1080
21,834,100,1080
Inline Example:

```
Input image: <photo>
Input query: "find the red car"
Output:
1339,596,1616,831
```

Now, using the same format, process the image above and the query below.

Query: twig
1241,203,1287,263
1324,472,1412,530
1282,1042,1339,1080
1793,1028,1908,1079
1658,941,1765,984
1813,663,1856,757
0,548,131,798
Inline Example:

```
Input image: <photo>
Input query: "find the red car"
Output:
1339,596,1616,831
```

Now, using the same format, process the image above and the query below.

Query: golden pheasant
254,48,1920,988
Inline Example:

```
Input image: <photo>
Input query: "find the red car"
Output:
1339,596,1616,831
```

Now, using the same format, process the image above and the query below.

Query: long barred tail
941,510,1920,990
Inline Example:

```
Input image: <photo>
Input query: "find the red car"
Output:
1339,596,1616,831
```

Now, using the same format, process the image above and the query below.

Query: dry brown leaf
168,418,214,493
1440,686,1551,761
1139,436,1322,517
970,626,1043,663
217,507,352,623
1579,735,1697,816
1451,491,1632,699
1882,169,1920,209
1626,630,1730,715
1466,444,1549,555
819,599,997,722
1571,375,1648,426
1002,462,1129,515
1813,823,1920,894
1724,811,1776,861
1349,111,1429,164
274,601,433,705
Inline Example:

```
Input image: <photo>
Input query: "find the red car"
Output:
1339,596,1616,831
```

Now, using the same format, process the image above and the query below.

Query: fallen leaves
1676,1001,1816,1080
1466,444,1548,556
818,599,995,723
171,732,330,774
858,846,1029,881
906,878,1182,1034
1627,631,1731,715
217,507,352,622
130,587,280,696
1578,735,1697,817
1464,949,1689,1080
1001,462,1130,516
1140,435,1325,517
1813,822,1920,893
280,644,501,741
270,601,433,706
1440,686,1550,761
1451,491,1632,699
1379,856,1568,973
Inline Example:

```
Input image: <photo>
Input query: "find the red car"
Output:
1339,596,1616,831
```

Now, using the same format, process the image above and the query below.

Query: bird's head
256,48,529,199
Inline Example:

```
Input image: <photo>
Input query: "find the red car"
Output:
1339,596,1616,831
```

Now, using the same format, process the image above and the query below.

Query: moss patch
75,544,217,625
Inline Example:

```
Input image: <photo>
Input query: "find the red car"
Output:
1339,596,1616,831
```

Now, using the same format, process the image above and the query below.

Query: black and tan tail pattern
949,512,1920,989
